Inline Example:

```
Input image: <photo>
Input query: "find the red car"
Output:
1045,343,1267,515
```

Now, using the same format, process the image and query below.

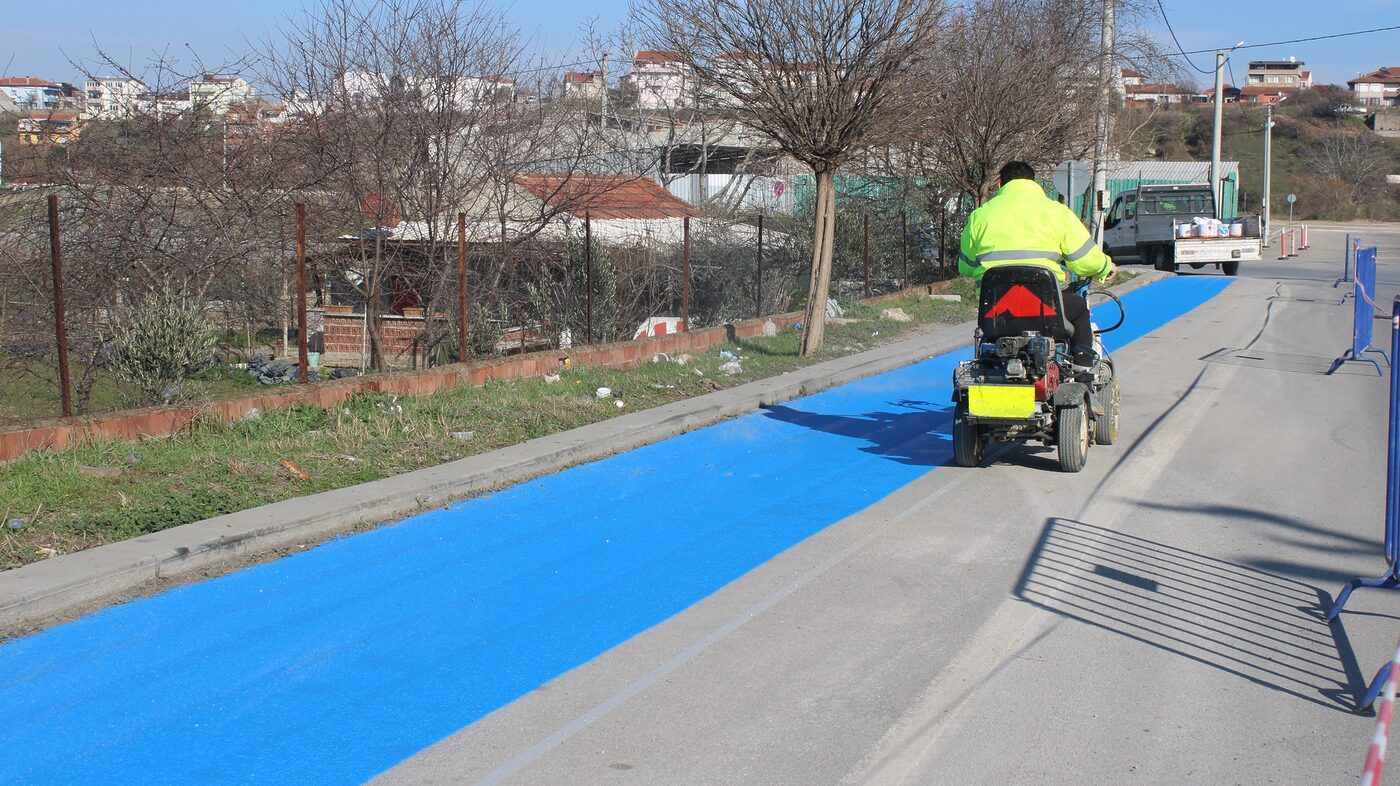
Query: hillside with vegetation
1114,88,1400,222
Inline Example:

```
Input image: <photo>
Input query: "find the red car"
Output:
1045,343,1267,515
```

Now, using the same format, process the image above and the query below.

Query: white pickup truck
1102,183,1261,276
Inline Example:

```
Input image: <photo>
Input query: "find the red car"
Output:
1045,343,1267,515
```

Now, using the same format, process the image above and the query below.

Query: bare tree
910,0,1101,207
637,0,947,355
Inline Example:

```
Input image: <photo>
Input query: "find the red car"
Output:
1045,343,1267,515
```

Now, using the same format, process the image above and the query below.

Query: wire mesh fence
0,187,967,424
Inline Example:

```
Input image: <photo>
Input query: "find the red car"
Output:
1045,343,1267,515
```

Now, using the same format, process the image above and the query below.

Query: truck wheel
1057,402,1089,473
1094,378,1120,446
1151,246,1177,273
953,401,984,467
1222,260,1240,276
1189,262,1206,269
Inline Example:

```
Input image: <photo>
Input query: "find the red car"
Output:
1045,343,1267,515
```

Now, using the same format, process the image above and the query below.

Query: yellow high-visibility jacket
958,179,1113,284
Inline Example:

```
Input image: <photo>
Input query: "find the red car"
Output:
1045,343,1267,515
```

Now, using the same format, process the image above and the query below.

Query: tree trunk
800,168,838,357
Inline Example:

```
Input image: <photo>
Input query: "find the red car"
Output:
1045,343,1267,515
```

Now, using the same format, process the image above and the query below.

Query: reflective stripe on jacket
958,179,1111,284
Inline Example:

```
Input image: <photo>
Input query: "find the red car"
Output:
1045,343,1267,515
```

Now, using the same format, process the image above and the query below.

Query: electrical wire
1169,24,1400,57
1156,0,1214,74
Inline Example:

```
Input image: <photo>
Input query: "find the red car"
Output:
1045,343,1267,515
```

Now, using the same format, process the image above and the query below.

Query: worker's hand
1095,259,1116,283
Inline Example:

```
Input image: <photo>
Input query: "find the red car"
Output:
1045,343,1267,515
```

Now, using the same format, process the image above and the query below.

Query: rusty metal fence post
584,211,593,344
457,212,468,360
901,212,909,287
46,194,73,417
863,212,871,298
295,203,310,384
682,216,692,328
756,213,764,319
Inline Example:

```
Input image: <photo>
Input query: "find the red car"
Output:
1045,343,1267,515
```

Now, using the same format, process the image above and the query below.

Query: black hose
1089,288,1126,333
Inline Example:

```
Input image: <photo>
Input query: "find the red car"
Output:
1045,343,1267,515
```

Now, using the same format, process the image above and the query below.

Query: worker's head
999,161,1035,186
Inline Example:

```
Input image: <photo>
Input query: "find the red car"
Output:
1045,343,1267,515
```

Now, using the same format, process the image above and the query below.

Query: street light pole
1262,104,1273,247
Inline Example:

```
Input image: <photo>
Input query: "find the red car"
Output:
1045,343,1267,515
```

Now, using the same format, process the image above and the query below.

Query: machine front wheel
1057,402,1089,473
953,401,984,467
1094,378,1120,446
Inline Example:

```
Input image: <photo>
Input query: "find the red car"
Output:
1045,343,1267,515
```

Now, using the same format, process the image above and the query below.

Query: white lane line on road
471,452,988,786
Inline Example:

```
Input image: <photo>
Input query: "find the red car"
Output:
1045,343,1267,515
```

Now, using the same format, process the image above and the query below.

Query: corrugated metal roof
1102,160,1238,183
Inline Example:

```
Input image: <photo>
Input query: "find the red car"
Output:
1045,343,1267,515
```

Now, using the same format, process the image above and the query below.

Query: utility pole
1262,104,1273,247
1089,0,1114,240
1210,43,1243,221
600,52,610,124
1210,50,1225,220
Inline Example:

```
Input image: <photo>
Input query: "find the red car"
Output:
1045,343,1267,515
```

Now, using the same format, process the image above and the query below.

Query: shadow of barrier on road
1013,518,1365,713
1201,348,1347,376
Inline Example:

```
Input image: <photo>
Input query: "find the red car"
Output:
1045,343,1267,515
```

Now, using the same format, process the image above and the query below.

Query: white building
0,77,63,111
188,74,255,115
1350,67,1400,107
84,76,147,118
563,71,605,101
624,51,692,109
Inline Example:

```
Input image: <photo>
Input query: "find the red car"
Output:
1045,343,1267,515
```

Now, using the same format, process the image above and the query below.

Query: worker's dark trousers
1061,290,1095,366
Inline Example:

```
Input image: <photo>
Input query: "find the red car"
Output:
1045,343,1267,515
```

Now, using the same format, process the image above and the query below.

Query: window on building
1267,76,1279,84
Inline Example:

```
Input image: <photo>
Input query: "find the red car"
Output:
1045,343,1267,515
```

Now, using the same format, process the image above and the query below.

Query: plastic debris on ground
719,359,743,375
7,519,24,530
595,387,612,398
762,319,777,337
651,353,671,364
826,298,845,318
36,547,60,559
544,373,561,383
450,431,476,441
719,350,737,359
674,354,693,366
614,400,626,409
880,307,914,323
241,406,263,422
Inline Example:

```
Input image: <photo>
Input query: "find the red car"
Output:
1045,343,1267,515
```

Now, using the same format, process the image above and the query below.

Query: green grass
0,357,284,426
0,286,992,569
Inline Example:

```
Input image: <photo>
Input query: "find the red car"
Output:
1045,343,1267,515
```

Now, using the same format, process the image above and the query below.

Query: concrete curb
0,273,1165,636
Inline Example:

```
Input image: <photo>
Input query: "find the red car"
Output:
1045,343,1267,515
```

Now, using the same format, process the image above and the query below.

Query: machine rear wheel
953,401,984,467
1057,402,1089,473
1222,259,1240,276
1094,378,1120,446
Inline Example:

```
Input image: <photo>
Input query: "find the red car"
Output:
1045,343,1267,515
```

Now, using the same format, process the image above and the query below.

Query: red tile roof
563,71,597,83
1120,67,1146,78
636,50,684,62
0,77,59,88
1350,67,1400,86
514,175,700,219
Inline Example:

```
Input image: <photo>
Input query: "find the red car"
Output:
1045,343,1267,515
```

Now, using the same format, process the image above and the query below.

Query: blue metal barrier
1329,295,1400,709
1329,247,1389,376
1336,234,1357,290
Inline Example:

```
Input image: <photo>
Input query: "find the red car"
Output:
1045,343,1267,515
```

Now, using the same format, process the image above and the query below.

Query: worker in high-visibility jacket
959,160,1115,370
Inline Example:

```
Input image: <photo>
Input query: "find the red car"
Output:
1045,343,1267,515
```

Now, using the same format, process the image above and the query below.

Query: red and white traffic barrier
1301,224,1310,250
1279,229,1294,260
1362,634,1400,786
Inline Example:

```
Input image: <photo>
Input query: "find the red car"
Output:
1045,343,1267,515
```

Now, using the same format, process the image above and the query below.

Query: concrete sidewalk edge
0,272,1166,636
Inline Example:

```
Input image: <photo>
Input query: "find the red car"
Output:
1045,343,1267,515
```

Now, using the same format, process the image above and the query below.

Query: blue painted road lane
0,277,1230,785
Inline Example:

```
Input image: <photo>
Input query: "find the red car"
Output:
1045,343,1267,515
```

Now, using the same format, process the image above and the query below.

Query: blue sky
2,0,1394,89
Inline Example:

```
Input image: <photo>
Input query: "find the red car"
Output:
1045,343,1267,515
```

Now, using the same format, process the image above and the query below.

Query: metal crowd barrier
1329,247,1390,376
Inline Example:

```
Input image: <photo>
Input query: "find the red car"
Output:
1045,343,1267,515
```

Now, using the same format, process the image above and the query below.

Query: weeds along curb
0,272,1164,637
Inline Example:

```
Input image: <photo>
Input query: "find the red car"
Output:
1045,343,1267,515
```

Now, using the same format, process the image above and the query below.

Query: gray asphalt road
375,225,1400,785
